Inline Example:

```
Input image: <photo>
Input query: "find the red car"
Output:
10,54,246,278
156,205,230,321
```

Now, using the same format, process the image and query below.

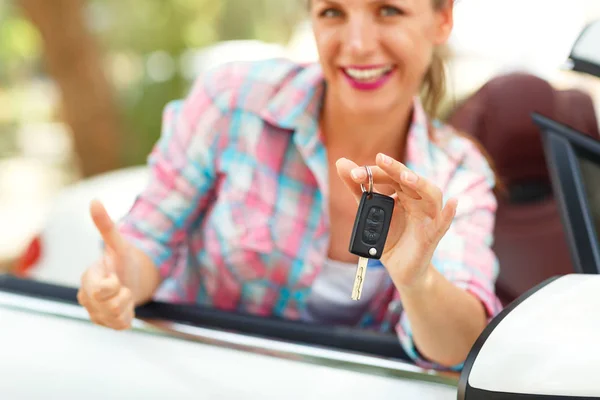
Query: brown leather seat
447,73,598,305
556,88,599,138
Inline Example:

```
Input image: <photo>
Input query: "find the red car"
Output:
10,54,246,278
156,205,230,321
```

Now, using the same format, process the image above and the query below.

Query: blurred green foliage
0,2,41,86
0,0,306,166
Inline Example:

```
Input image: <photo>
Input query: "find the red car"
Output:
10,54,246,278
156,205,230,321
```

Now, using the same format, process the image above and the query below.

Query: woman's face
310,0,453,115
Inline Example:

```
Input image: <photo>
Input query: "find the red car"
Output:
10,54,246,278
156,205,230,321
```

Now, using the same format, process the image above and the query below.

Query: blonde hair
420,0,451,119
421,46,449,120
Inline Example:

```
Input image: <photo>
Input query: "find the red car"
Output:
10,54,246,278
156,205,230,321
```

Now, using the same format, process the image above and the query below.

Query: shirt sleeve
396,142,502,371
117,69,230,280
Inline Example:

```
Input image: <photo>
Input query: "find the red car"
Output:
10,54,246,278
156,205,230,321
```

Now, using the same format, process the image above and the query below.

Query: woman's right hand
77,200,137,330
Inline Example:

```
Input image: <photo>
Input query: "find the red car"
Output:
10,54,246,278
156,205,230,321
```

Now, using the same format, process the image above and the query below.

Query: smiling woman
308,0,451,118
76,0,502,373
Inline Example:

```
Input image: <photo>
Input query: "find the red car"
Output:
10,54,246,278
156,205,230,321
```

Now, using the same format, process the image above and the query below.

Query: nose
344,15,377,57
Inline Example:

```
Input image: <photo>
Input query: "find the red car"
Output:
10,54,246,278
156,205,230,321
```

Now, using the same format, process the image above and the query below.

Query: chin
336,84,399,114
341,96,396,116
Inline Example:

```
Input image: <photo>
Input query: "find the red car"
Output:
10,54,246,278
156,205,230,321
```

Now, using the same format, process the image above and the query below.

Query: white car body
0,283,459,399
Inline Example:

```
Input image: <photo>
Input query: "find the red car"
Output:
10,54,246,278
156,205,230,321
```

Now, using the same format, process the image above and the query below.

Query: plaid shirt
119,58,502,369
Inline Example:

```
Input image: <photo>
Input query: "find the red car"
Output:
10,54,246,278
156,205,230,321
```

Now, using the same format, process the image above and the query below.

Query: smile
341,65,395,91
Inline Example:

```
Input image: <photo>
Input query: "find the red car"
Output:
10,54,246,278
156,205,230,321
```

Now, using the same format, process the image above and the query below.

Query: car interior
444,17,600,305
446,72,600,305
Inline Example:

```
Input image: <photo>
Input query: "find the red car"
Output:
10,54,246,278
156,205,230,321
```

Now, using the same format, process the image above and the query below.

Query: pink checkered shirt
118,58,502,369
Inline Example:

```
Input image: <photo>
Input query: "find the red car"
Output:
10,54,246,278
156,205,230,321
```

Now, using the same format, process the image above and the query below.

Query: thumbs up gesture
77,200,136,330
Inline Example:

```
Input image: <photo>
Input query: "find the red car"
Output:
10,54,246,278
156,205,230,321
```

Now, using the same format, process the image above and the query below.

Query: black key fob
348,191,395,259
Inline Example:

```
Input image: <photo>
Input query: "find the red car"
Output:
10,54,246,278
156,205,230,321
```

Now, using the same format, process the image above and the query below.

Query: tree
18,0,123,177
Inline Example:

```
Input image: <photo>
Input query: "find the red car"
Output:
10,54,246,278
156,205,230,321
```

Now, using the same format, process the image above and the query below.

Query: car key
348,166,395,300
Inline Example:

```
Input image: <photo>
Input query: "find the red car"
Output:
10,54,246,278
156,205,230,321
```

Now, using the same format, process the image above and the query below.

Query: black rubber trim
0,275,411,361
456,276,596,400
462,390,594,400
569,58,600,79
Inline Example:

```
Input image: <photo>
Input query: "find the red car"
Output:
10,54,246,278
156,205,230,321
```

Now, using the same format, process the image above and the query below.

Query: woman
77,0,501,370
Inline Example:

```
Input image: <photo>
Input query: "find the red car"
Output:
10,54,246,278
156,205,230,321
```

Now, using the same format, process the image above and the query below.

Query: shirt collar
259,62,325,132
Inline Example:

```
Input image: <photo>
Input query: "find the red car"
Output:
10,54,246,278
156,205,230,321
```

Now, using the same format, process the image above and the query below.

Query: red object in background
14,235,42,277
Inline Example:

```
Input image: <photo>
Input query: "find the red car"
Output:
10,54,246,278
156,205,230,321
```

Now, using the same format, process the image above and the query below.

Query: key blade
351,257,369,301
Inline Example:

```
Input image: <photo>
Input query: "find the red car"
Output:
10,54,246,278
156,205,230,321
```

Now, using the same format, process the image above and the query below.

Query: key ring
360,166,374,194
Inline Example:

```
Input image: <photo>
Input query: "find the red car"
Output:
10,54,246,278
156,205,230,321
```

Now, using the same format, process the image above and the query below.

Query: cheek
313,27,337,58
313,27,340,78
382,27,433,72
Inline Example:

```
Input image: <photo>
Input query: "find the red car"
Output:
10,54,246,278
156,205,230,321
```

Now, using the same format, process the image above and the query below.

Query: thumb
439,197,459,236
102,248,118,277
90,199,126,257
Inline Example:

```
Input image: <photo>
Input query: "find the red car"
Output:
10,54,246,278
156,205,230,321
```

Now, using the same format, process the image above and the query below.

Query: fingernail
402,171,417,183
351,168,366,180
379,153,392,165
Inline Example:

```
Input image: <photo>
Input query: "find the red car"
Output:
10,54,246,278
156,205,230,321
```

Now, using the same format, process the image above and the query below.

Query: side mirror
567,19,600,78
458,274,600,399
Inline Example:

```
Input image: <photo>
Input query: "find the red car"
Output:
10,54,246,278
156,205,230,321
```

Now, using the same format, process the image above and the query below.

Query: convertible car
3,18,600,400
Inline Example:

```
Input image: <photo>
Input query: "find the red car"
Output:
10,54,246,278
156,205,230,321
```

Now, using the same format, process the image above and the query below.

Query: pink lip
341,66,395,91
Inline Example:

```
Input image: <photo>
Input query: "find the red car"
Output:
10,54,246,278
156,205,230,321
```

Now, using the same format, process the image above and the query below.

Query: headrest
448,73,598,189
556,89,600,137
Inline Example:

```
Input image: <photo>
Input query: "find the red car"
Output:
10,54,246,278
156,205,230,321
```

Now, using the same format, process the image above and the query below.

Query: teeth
345,66,392,81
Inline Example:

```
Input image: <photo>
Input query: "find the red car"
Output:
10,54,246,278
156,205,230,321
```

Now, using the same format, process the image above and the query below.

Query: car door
0,275,458,400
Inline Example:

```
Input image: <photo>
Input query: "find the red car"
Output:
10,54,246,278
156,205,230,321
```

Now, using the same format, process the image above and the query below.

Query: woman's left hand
336,153,458,290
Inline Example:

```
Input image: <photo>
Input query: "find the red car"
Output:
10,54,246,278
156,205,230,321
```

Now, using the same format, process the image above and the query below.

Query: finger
77,289,101,319
90,199,126,255
99,305,134,331
90,315,103,327
88,273,121,302
372,154,421,199
347,164,422,210
99,287,132,317
376,153,439,204
102,249,118,276
349,165,402,191
439,197,459,235
112,307,134,331
335,158,364,202
77,289,92,310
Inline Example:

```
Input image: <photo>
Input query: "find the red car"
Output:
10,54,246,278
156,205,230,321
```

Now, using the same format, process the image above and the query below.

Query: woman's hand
336,153,458,290
77,200,137,330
